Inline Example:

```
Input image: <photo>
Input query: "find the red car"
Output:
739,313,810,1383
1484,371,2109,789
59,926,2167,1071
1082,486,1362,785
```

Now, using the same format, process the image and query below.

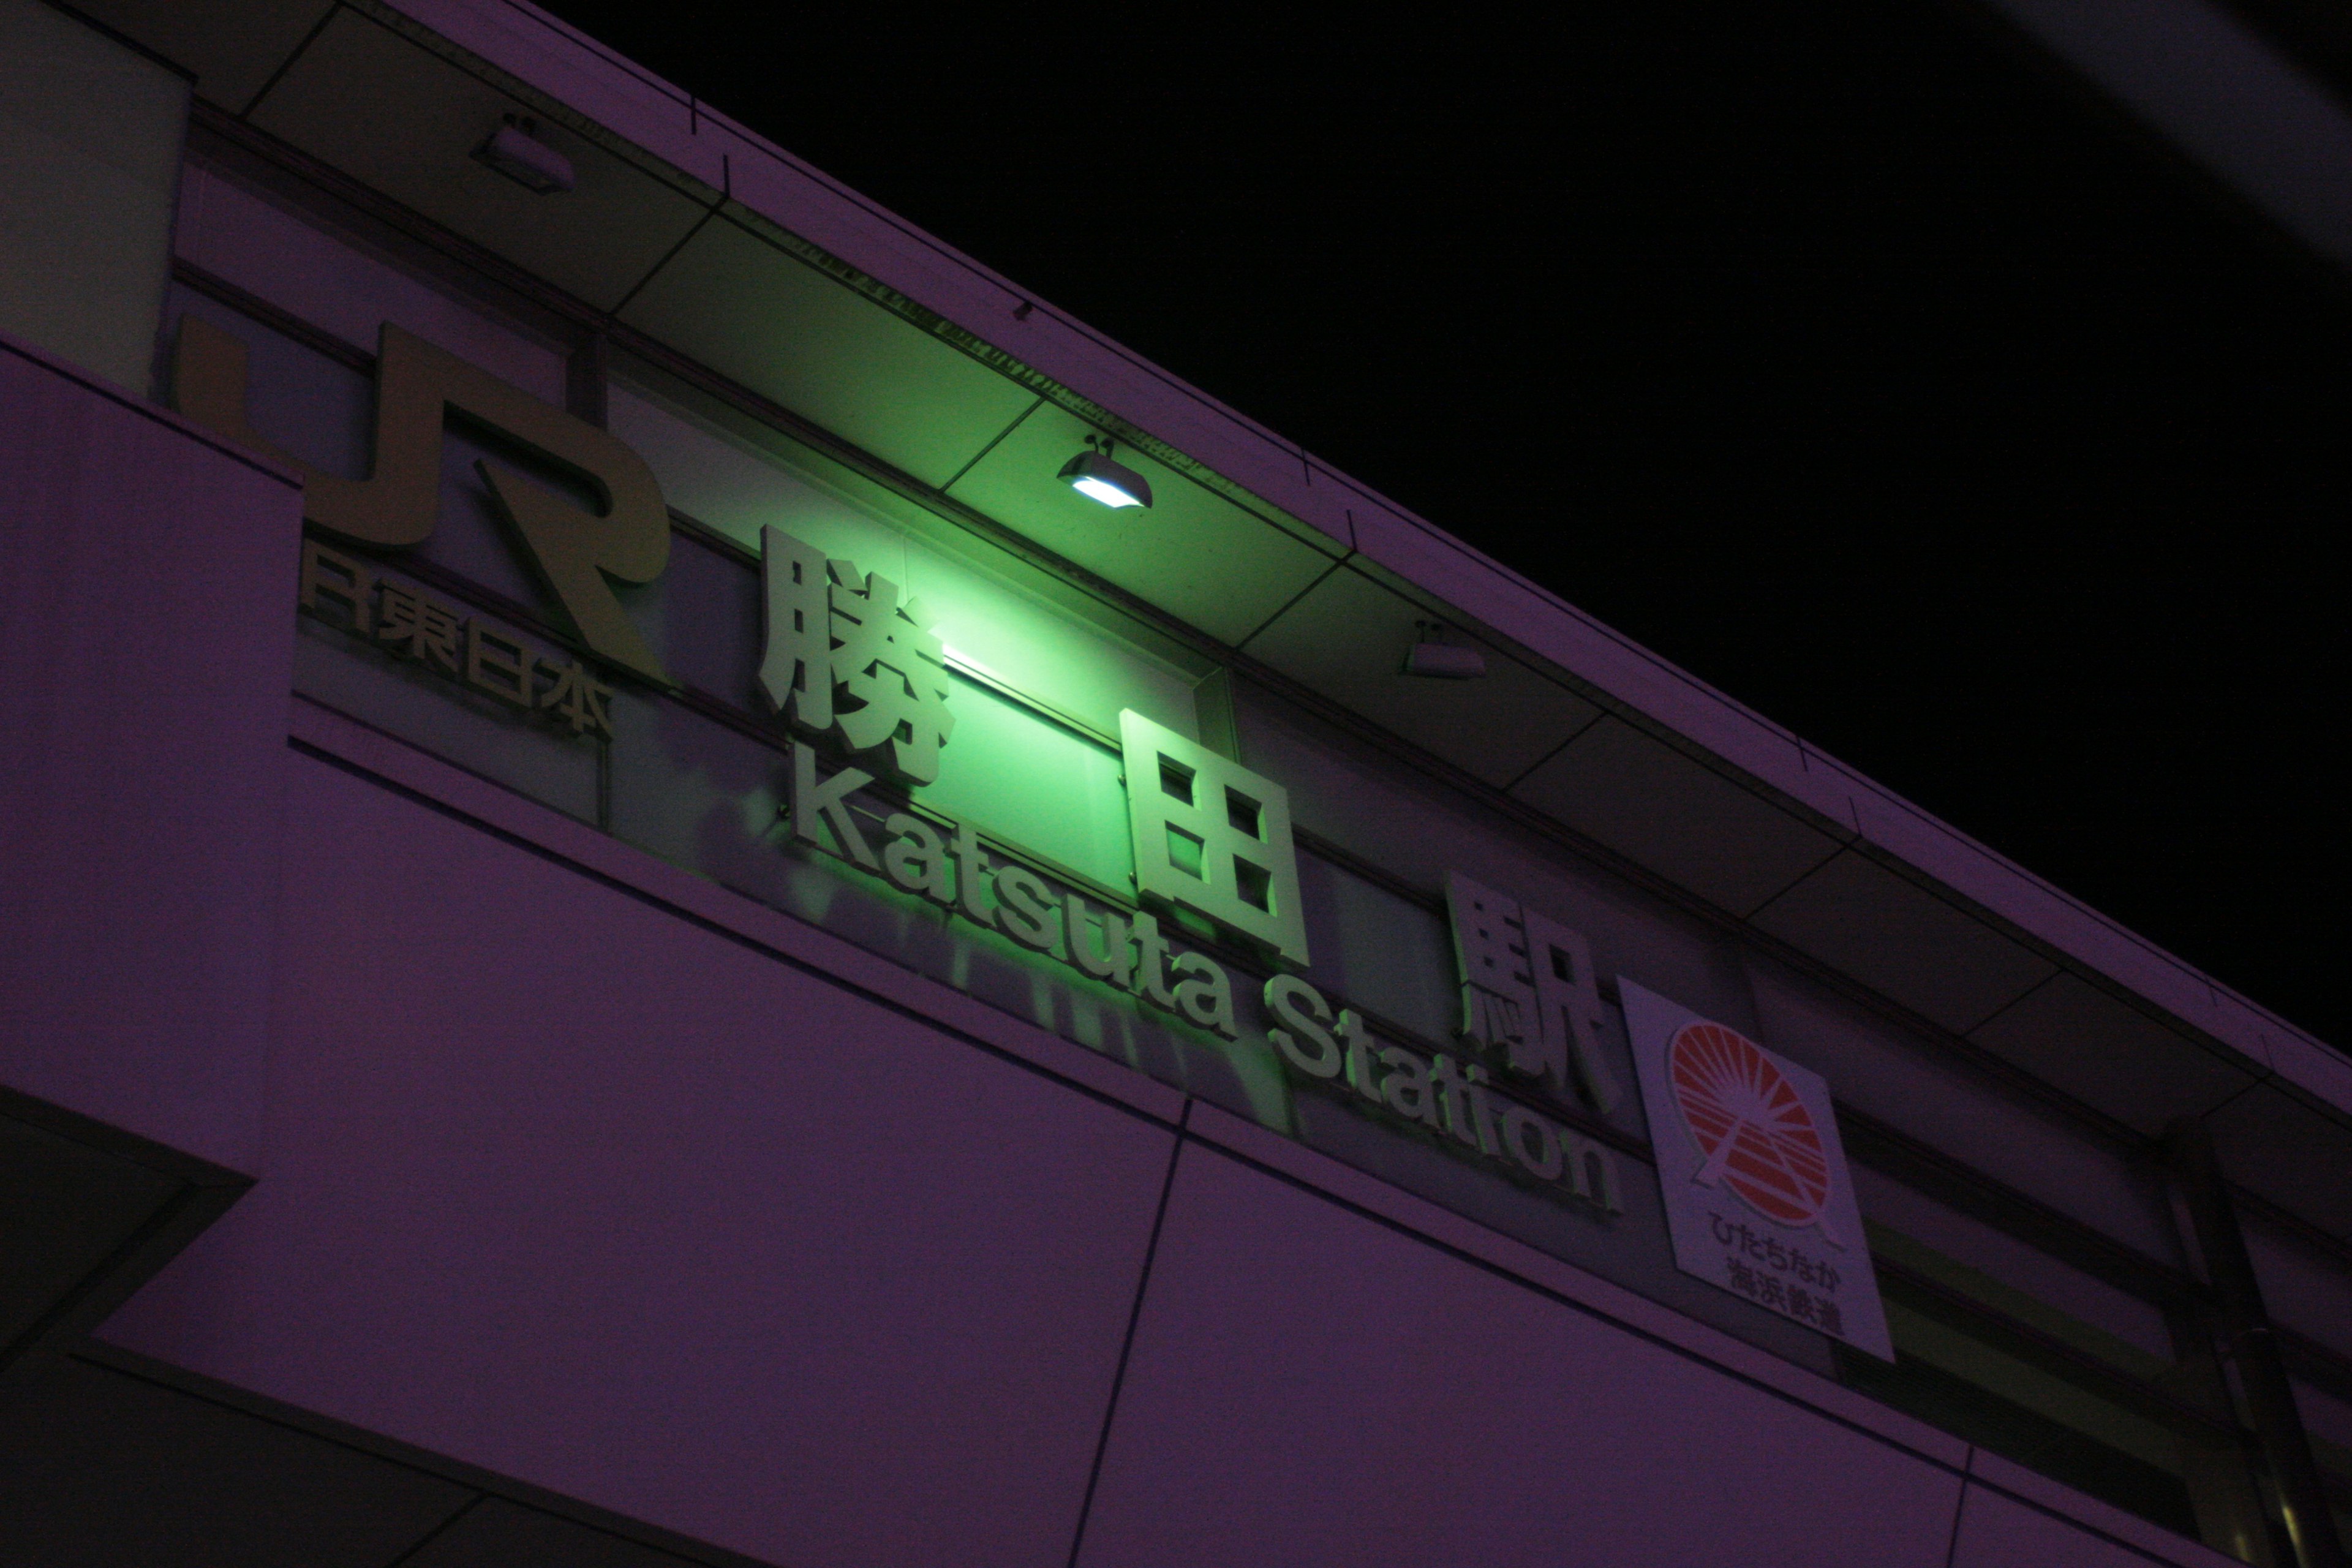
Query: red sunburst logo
1669,1022,1834,1232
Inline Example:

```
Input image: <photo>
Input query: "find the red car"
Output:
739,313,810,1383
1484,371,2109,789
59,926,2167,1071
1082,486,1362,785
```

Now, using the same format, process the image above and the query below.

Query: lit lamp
1059,435,1153,510
1402,621,1487,680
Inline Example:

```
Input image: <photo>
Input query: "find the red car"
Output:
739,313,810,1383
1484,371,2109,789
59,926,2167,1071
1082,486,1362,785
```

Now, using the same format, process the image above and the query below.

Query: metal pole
2169,1118,2346,1568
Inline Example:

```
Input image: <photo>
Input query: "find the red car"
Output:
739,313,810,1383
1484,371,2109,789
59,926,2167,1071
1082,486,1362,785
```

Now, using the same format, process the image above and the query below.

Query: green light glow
911,671,1132,891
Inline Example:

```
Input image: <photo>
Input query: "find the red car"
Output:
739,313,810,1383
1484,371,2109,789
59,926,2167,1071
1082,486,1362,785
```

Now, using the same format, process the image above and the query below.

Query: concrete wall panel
0,339,298,1172
1075,1140,1966,1568
1949,1480,2239,1568
1951,1485,2159,1568
102,750,1177,1568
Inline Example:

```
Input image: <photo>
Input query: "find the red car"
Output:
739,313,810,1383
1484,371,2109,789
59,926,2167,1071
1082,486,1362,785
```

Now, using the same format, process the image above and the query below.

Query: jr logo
173,316,673,685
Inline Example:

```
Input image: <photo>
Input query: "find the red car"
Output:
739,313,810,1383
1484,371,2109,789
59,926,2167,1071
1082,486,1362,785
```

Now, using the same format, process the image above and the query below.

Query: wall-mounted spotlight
1059,435,1153,510
475,115,576,195
1403,621,1487,680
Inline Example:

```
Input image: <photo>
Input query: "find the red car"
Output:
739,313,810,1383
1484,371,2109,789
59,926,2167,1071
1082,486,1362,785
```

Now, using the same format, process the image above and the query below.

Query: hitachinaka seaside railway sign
1624,981,1893,1358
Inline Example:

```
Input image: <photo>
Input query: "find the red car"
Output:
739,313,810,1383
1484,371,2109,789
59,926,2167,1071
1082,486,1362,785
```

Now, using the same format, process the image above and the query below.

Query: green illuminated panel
611,380,1202,740
913,673,1133,893
612,382,909,572
945,399,1340,647
906,538,1196,742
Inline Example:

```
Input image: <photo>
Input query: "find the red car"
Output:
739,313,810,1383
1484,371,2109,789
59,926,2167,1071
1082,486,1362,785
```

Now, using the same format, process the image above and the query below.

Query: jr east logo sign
1623,980,1893,1359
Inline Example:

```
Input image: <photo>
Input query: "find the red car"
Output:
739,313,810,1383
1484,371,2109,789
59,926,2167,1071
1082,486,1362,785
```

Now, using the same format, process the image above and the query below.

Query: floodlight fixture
475,115,575,195
1403,622,1487,680
1059,435,1153,510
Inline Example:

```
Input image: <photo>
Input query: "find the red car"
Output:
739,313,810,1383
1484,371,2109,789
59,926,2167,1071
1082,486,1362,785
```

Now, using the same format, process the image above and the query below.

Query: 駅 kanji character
1448,872,1534,1053
1444,875,1622,1112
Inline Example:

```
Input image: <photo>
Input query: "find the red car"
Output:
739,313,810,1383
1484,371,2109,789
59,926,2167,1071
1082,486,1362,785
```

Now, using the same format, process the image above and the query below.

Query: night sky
540,1,2352,1050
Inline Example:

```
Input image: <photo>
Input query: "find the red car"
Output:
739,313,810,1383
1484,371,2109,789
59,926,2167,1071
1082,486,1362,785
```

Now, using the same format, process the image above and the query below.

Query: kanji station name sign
755,523,1621,1216
221,312,1888,1351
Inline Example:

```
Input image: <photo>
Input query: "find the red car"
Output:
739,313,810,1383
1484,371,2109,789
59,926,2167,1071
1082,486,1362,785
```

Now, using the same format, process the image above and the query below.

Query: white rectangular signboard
1622,978,1894,1360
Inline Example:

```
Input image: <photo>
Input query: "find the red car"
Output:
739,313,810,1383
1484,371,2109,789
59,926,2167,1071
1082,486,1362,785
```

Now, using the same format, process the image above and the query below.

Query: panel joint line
1063,1097,1192,1568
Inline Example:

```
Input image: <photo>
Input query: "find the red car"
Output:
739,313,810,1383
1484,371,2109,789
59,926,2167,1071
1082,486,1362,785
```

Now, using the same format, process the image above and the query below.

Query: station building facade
5,2,2352,1565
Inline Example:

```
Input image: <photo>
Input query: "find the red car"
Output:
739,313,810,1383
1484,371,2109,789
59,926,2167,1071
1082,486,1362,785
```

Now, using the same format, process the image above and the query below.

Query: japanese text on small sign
300,540,614,740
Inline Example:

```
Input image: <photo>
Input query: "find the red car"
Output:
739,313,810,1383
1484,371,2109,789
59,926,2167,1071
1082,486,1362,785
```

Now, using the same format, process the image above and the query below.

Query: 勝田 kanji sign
1622,978,1893,1359
758,524,956,786
243,316,1686,1268
1120,710,1310,967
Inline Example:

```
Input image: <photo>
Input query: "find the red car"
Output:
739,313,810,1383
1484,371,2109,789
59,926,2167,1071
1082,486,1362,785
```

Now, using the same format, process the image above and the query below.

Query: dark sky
542,1,2352,1049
